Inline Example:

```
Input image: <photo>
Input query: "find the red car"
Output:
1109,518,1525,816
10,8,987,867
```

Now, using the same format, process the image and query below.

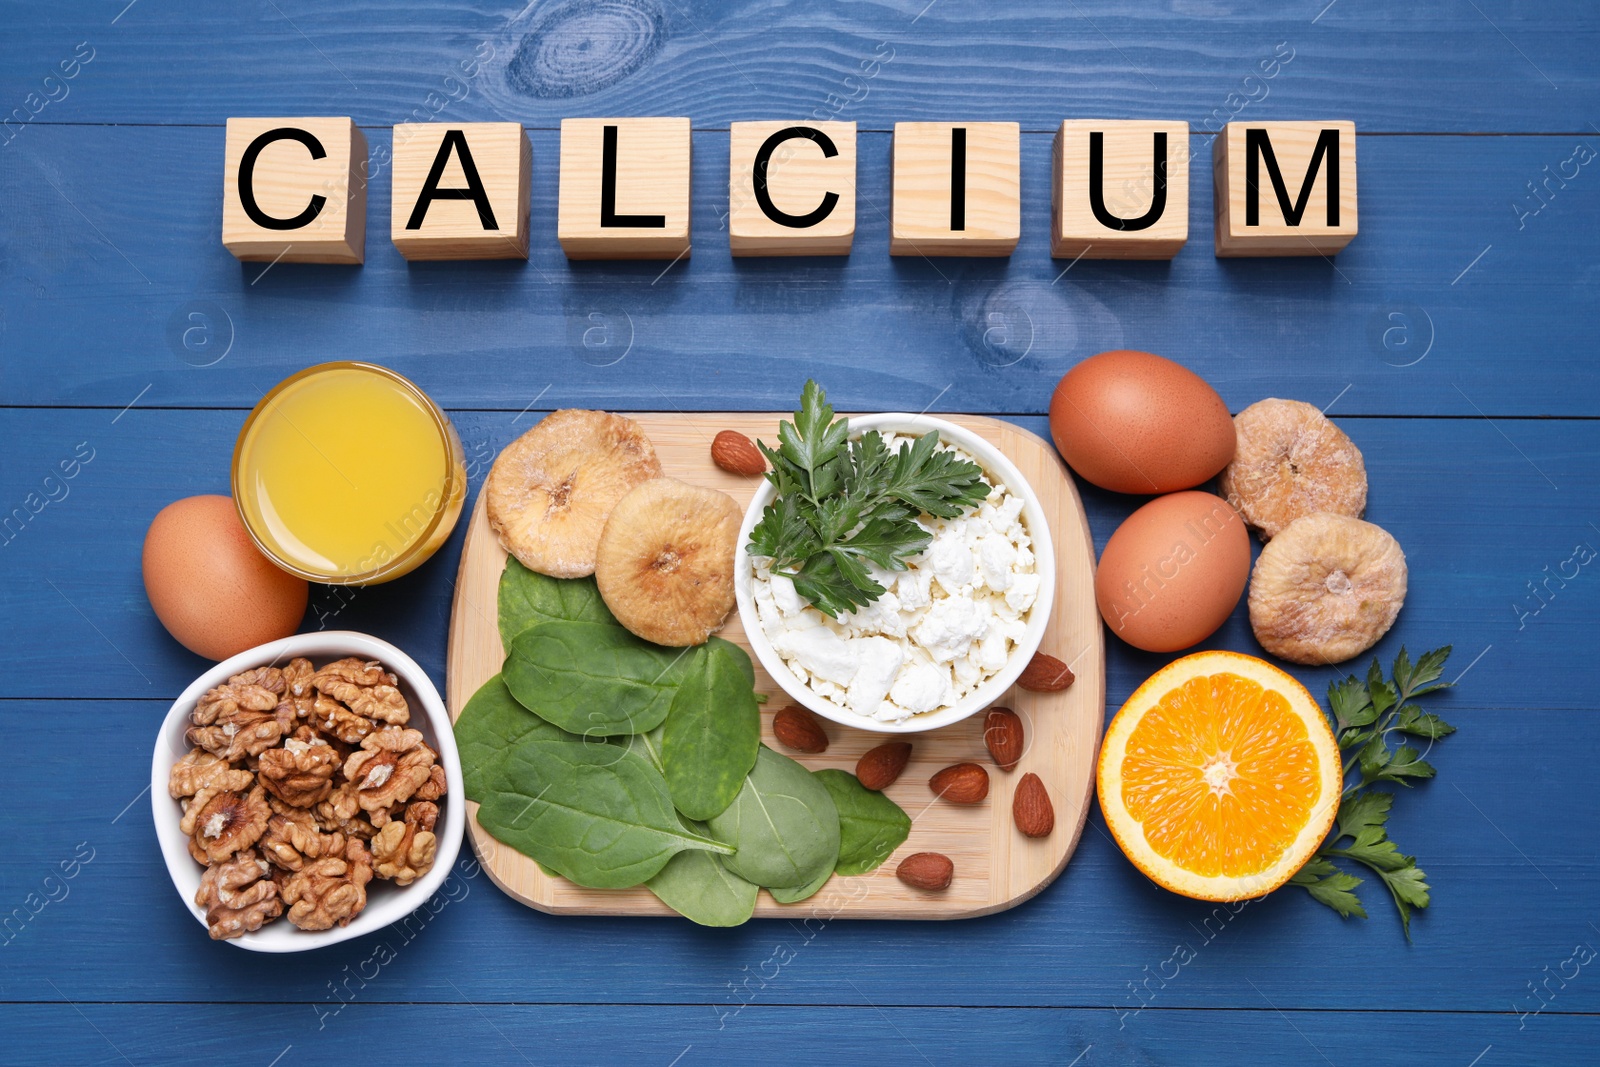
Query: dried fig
1248,513,1406,665
486,409,662,578
594,477,741,646
1220,399,1367,541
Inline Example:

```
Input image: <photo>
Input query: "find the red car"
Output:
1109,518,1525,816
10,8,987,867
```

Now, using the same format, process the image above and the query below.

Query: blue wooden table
4,2,1598,1063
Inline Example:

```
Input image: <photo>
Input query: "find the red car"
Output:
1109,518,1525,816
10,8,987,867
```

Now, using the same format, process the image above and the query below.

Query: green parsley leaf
1289,858,1368,919
1334,790,1392,842
1395,705,1456,741
1376,864,1431,938
1292,645,1455,941
1329,676,1377,731
750,381,989,618
1371,746,1435,786
1367,659,1399,718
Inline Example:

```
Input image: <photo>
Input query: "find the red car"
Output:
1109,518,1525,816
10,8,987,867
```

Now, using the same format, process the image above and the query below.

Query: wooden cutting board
446,413,1104,920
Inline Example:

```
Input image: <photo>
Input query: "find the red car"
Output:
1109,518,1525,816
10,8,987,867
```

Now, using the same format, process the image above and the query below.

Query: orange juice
233,362,465,584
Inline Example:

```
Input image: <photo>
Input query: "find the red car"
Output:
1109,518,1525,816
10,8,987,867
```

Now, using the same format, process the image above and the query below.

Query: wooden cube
1214,121,1357,257
890,122,1019,257
222,117,367,263
390,123,531,261
728,121,856,257
558,117,691,260
1052,120,1189,260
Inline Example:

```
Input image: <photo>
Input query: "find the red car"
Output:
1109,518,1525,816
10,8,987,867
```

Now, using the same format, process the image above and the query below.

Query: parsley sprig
1291,646,1456,939
747,380,989,619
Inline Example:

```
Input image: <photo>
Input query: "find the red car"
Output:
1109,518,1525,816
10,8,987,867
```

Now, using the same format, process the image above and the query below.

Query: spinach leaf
769,865,832,904
454,673,573,803
504,621,697,737
474,733,732,889
619,724,666,772
709,746,839,889
498,558,615,649
646,827,758,927
662,643,761,821
815,769,912,876
707,635,756,689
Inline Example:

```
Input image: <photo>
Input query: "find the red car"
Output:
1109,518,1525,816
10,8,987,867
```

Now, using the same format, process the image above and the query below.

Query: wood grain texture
557,117,691,259
729,121,856,256
5,2,1600,1050
444,413,1105,920
4,126,1596,416
8,1,1600,132
1053,120,1189,260
389,122,531,260
6,1004,1597,1064
892,121,1020,256
220,117,366,263
1214,121,1358,257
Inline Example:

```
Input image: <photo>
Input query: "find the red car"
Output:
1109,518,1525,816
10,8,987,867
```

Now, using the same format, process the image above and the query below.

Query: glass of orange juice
233,362,466,585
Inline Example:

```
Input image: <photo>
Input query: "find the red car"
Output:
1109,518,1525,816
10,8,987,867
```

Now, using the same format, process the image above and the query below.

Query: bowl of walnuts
150,631,464,952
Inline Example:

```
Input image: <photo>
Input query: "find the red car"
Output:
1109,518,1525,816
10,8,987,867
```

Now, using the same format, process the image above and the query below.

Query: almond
929,762,989,804
1017,652,1075,692
710,430,766,476
772,706,828,753
1012,772,1055,838
856,741,912,791
983,707,1024,771
896,852,954,891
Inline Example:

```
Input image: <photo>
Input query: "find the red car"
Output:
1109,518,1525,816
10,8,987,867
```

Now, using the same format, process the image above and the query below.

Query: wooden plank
3,408,1596,714
0,726,1595,1014
3,127,1597,415
6,1,1598,132
4,1003,1596,1063
445,414,1104,920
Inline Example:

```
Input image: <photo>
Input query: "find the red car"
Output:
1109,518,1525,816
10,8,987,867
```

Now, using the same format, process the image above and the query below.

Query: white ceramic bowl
734,413,1056,734
151,631,464,952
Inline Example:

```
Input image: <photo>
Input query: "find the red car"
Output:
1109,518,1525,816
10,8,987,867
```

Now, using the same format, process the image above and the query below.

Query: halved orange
1097,650,1340,901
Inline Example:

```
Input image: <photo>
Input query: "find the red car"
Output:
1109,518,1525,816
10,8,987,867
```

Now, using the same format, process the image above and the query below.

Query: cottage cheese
751,437,1039,723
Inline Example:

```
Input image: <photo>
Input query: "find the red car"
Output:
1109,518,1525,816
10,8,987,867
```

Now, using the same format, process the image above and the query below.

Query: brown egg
142,495,308,660
1094,491,1250,653
1049,350,1235,494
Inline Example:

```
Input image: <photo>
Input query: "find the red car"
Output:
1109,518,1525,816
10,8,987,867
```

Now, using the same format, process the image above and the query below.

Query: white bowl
150,631,464,953
734,413,1056,734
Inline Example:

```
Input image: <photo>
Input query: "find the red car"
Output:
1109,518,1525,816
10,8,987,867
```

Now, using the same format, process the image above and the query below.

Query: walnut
312,693,376,746
168,748,252,800
412,763,448,803
343,729,436,826
281,838,374,931
308,782,377,839
257,728,339,807
189,677,287,760
194,849,282,940
228,665,285,697
260,808,348,872
313,657,409,725
371,801,438,886
193,674,280,726
188,834,211,865
280,657,317,719
181,783,270,864
187,720,283,761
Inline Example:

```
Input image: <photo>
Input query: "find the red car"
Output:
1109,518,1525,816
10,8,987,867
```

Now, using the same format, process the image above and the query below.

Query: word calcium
220,117,1357,265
